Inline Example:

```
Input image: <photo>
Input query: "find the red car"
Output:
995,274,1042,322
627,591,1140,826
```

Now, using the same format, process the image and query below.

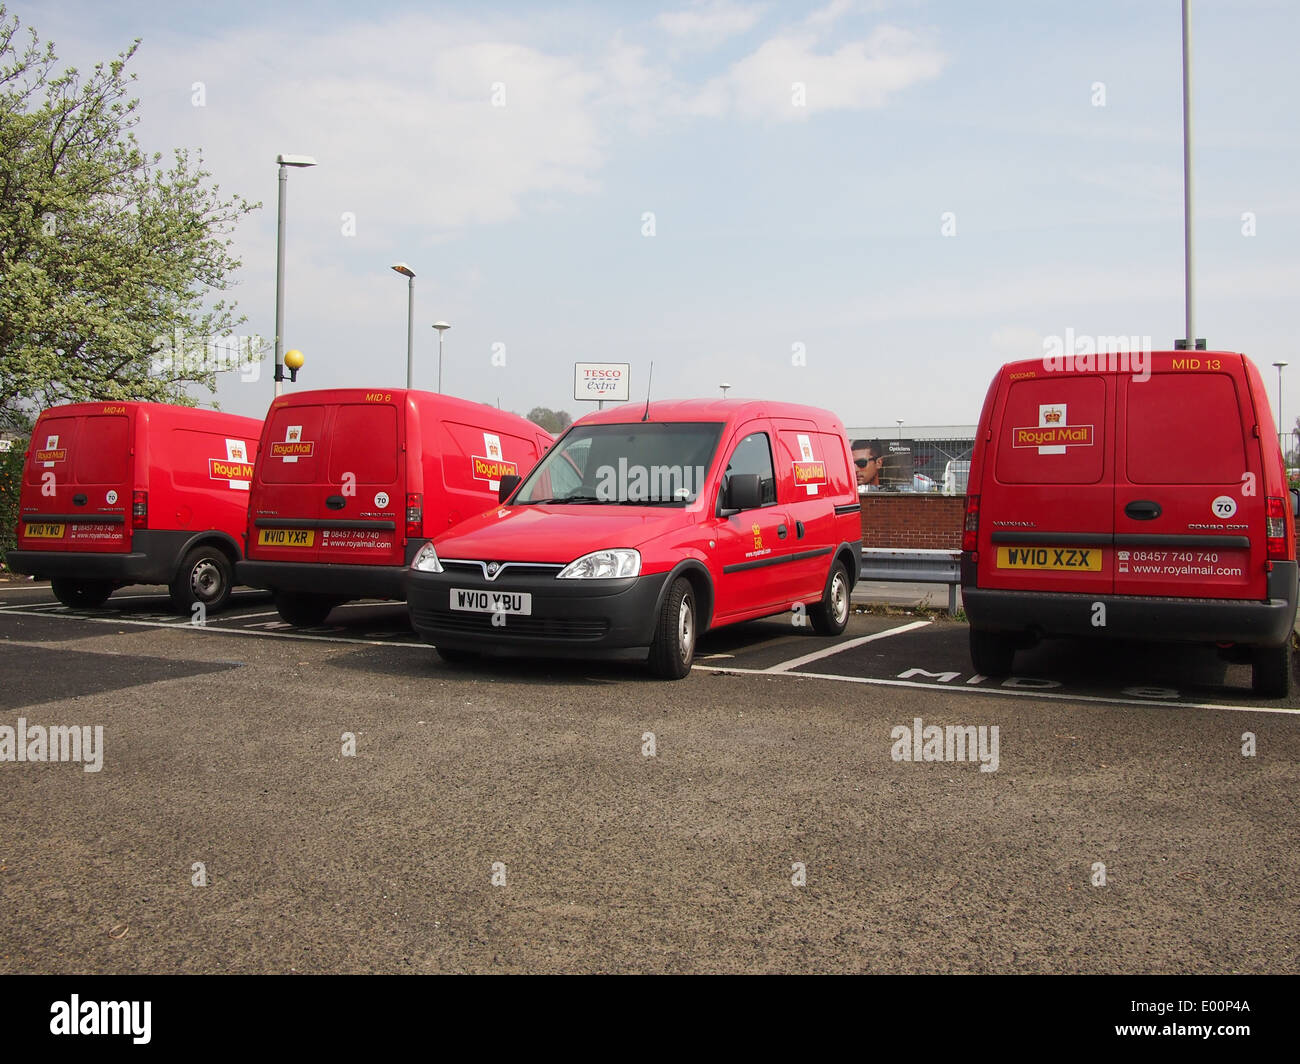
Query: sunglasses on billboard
854,456,882,468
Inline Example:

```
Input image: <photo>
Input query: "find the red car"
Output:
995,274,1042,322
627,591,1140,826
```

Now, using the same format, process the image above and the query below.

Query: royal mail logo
792,461,827,484
34,449,67,463
1012,425,1094,448
472,456,518,481
270,441,314,458
1043,408,1062,424
209,458,255,482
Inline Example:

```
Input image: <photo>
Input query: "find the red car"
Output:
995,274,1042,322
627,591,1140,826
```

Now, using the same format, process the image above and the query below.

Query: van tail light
405,493,422,537
1266,496,1287,559
132,490,148,529
962,494,980,553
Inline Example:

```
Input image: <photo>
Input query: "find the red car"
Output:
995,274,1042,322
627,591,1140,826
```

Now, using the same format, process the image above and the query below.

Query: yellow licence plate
257,528,315,547
24,523,65,539
996,546,1101,571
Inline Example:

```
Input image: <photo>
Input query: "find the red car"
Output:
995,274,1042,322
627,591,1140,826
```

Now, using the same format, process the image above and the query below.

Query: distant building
843,425,977,493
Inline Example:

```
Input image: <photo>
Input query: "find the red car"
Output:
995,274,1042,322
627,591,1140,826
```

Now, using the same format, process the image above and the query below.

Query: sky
8,0,1300,430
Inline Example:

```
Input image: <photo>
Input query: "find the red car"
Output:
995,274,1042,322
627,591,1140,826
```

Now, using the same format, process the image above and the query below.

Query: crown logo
1043,408,1062,423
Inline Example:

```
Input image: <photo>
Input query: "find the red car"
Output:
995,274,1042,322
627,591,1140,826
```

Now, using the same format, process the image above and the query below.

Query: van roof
1002,349,1246,377
576,398,842,426
35,400,261,431
267,387,538,423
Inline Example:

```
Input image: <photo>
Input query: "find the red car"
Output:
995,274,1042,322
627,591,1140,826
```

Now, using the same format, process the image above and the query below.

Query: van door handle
72,494,87,506
1124,500,1162,521
326,495,346,510
777,524,788,539
796,521,805,539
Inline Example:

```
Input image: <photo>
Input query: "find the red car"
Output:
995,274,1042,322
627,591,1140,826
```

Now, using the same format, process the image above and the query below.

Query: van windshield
516,422,724,505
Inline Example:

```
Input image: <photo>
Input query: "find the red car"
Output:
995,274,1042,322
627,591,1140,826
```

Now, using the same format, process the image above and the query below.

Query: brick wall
858,493,964,550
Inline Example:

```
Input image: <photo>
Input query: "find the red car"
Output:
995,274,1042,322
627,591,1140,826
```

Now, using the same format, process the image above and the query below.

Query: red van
5,401,262,612
405,399,864,678
962,351,1298,696
236,388,553,626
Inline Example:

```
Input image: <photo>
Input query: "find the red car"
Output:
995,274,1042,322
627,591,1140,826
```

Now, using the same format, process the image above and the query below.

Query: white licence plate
449,588,532,615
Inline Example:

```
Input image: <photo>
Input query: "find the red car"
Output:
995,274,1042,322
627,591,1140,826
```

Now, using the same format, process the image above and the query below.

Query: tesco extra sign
574,362,631,402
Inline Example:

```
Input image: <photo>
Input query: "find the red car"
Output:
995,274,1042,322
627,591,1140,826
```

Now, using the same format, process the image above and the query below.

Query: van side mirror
1291,487,1299,519
498,474,521,503
726,473,764,512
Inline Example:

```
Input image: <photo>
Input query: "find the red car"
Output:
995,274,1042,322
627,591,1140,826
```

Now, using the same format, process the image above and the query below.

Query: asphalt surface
0,580,1297,973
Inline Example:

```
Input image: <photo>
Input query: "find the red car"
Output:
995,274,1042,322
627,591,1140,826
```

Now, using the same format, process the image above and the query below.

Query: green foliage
524,406,574,434
0,432,27,570
0,7,261,427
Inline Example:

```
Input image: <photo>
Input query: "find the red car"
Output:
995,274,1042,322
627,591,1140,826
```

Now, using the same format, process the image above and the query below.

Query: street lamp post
1274,361,1288,460
273,154,317,397
432,322,451,393
896,419,904,441
719,383,731,398
391,264,416,388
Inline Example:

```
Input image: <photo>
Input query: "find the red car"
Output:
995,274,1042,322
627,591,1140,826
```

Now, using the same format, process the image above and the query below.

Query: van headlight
411,542,443,573
557,549,640,579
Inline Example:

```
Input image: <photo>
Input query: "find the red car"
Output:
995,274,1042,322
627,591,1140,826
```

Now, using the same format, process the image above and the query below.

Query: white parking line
692,664,1300,715
0,607,425,647
765,620,932,673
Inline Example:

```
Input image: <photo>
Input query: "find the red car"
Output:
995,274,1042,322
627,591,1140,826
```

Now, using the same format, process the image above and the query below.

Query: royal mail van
961,351,1298,696
5,401,262,611
405,399,864,679
236,389,553,626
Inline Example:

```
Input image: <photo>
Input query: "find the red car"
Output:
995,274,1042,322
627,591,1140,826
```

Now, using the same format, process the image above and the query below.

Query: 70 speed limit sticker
1211,495,1238,519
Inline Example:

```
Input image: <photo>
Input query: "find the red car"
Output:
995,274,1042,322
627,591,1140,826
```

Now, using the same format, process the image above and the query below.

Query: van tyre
170,546,234,614
51,578,113,609
970,627,1015,676
649,577,696,680
810,561,851,636
1251,642,1293,698
274,592,340,627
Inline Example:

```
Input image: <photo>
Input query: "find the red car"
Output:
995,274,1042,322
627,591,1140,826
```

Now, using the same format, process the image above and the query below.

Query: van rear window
329,404,398,484
995,376,1105,485
1126,373,1246,484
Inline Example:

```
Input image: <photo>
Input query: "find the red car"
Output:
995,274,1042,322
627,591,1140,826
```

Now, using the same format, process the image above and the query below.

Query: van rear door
314,400,404,566
1114,358,1264,600
253,402,330,562
980,373,1114,596
20,409,131,554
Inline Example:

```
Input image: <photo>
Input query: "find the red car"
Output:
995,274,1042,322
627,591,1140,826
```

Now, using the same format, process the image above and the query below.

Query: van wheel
1251,642,1293,698
170,546,234,614
970,627,1015,676
274,592,340,627
810,561,851,636
51,578,113,609
648,578,696,680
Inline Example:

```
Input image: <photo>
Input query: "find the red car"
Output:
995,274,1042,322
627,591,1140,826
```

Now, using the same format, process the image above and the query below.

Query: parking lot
1,579,1298,973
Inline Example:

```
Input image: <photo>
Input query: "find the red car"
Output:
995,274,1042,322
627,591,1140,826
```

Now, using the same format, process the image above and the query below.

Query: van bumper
4,531,188,584
964,562,1298,648
236,559,410,600
406,569,674,660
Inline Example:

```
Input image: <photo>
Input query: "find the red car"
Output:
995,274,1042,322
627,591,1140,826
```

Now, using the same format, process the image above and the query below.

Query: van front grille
411,607,608,640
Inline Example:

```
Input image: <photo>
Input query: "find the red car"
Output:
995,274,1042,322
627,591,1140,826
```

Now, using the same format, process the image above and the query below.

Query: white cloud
690,24,944,121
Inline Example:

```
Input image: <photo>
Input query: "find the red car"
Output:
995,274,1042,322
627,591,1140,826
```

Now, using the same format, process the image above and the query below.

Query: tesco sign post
574,362,631,404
